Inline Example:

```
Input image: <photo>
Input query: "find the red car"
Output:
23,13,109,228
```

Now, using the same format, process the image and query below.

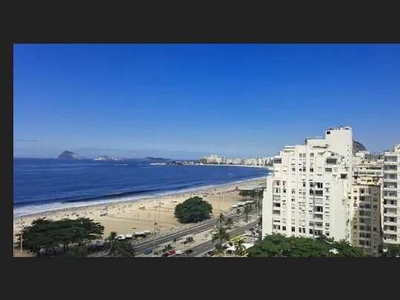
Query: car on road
175,250,184,255
144,248,152,255
206,250,215,257
183,249,193,256
161,249,176,257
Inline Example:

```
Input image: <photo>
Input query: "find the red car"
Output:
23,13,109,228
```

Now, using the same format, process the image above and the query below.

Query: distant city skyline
14,44,400,158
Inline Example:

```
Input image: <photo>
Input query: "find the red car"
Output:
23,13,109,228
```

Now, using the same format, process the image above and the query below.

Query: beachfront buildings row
382,144,400,246
200,155,273,166
262,126,400,256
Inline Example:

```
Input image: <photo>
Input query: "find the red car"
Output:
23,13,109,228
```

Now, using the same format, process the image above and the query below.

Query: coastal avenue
132,210,256,255
186,221,258,257
90,210,259,257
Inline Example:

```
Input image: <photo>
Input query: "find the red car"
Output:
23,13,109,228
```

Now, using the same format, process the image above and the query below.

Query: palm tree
244,204,252,223
225,217,234,229
213,244,225,257
232,237,247,257
212,225,230,252
216,213,226,226
107,231,117,256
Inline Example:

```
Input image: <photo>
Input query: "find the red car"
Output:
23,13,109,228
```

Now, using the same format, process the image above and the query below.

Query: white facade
349,182,382,256
382,144,400,246
262,126,353,242
203,154,224,164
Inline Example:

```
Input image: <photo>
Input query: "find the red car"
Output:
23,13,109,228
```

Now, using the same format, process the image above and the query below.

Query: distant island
94,155,120,161
56,151,172,161
144,157,170,161
57,151,83,160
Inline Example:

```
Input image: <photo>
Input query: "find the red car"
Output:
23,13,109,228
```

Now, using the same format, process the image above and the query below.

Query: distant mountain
353,141,367,154
94,155,120,161
57,151,82,160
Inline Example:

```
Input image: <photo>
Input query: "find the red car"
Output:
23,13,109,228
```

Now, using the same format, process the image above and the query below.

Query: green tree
107,231,118,256
231,236,247,257
213,244,225,257
386,245,400,257
15,217,104,257
106,231,135,257
216,213,233,228
212,226,230,246
210,213,236,255
174,196,213,223
64,244,89,257
225,217,234,229
247,234,366,257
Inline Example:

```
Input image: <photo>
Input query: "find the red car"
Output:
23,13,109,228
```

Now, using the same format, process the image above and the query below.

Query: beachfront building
201,154,225,164
262,126,354,242
350,160,383,255
382,144,400,247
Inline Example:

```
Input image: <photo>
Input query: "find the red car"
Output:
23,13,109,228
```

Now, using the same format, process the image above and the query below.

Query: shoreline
13,175,268,218
185,164,273,169
13,177,267,256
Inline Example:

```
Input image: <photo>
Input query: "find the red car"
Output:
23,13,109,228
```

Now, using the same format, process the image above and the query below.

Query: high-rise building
262,126,354,242
382,144,400,247
348,157,384,256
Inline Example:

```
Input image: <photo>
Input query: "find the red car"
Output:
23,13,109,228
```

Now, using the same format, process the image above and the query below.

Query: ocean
13,158,269,217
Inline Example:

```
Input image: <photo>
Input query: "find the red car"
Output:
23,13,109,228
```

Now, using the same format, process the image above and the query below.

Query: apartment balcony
383,220,398,226
383,187,399,193
383,169,398,174
383,160,398,165
383,229,398,235
383,203,398,209
384,211,398,217
383,178,398,183
383,195,398,200
383,238,399,244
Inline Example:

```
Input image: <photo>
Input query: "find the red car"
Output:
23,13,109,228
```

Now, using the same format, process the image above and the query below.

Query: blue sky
14,44,400,159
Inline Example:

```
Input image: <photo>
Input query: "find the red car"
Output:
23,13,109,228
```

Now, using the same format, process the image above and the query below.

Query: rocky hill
57,151,82,159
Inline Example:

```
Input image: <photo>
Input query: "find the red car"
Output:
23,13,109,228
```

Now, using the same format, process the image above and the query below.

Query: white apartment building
349,157,384,256
202,154,224,164
382,144,400,247
262,126,354,242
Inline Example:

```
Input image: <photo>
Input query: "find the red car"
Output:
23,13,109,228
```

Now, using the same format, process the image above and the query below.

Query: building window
315,206,323,212
326,158,337,164
291,227,295,232
282,226,286,231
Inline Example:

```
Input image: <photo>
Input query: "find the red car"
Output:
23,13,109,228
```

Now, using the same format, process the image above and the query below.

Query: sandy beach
13,177,266,257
